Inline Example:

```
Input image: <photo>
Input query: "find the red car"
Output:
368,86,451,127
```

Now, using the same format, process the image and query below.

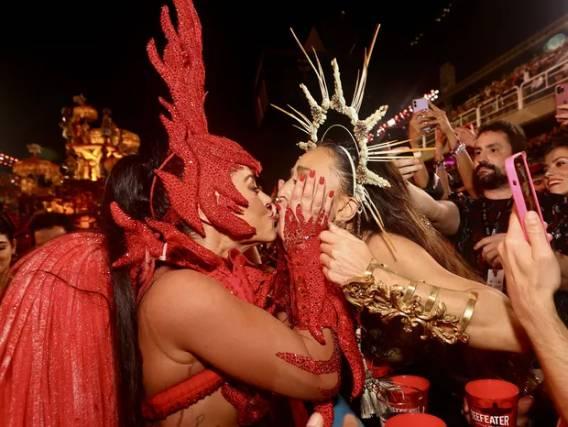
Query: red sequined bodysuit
139,206,364,427
141,249,278,424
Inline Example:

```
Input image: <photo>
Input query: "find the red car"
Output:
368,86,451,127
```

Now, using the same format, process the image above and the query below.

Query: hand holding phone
412,97,434,133
412,97,429,113
505,152,544,239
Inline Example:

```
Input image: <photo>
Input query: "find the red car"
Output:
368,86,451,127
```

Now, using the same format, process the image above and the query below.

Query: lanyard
481,198,512,237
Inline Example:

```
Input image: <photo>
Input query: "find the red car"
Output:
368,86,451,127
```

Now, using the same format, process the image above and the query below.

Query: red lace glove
280,205,365,427
282,205,330,343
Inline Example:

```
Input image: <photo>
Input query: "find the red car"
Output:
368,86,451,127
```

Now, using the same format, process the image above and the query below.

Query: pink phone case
505,152,544,236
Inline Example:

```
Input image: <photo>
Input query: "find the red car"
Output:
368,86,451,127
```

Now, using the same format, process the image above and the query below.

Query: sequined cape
0,232,118,426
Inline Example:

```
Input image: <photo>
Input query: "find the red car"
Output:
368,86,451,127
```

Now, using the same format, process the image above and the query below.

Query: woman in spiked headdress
275,26,530,355
274,26,536,421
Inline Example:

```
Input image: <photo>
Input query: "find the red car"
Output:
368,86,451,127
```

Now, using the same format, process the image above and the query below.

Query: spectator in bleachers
544,130,568,196
451,41,568,120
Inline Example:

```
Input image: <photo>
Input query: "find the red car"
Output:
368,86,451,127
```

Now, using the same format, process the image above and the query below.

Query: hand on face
473,233,506,269
275,171,334,240
497,211,560,321
319,223,374,285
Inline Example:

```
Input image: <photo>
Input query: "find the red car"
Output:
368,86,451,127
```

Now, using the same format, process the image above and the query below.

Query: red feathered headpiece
112,0,262,291
147,0,261,239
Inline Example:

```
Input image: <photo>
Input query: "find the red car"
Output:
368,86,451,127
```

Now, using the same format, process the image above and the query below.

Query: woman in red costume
0,1,363,426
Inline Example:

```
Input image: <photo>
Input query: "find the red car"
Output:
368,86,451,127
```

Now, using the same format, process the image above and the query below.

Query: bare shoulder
140,268,228,322
366,232,445,279
367,232,427,263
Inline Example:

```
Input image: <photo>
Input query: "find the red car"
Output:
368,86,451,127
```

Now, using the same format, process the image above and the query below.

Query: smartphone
555,83,568,114
412,97,429,113
505,151,544,237
412,98,433,133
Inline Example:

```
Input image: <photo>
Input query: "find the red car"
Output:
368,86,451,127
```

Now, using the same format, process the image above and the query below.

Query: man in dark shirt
409,120,568,290
452,191,567,285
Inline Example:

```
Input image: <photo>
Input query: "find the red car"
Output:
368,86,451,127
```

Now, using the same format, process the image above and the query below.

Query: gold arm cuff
424,286,440,312
460,292,478,332
343,261,477,345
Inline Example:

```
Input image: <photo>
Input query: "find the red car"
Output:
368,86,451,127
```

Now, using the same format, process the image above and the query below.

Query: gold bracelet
460,292,478,333
342,261,477,345
424,286,440,312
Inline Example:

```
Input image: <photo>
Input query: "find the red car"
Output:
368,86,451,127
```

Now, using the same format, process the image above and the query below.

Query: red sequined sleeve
278,206,365,427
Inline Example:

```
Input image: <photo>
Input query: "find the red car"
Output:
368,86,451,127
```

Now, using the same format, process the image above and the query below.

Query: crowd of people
0,1,567,427
451,42,568,118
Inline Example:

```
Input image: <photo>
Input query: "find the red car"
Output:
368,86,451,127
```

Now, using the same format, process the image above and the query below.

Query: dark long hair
100,155,156,427
321,141,478,281
0,212,15,242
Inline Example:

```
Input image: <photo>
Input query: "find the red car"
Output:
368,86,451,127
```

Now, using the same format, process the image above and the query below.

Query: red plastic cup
379,375,429,424
391,375,431,409
465,379,519,427
385,413,446,427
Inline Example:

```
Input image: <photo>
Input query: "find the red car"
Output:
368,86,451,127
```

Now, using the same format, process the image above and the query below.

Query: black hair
477,120,527,154
0,213,15,242
544,128,568,157
29,212,72,234
321,141,478,281
100,154,154,427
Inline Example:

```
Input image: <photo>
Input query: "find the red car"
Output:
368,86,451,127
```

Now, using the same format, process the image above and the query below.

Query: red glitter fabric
279,206,365,427
0,233,118,426
112,0,264,297
142,370,224,421
142,250,276,424
143,0,261,247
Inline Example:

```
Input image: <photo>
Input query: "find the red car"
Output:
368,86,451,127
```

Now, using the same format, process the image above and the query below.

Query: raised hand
454,126,476,147
427,101,454,136
391,149,424,182
498,211,560,321
319,223,374,286
474,233,506,269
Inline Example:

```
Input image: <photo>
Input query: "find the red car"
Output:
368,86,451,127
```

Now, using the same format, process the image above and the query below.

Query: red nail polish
328,190,335,198
300,174,306,182
309,169,316,178
319,176,325,185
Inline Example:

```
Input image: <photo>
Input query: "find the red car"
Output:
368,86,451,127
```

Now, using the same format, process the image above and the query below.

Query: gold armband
342,260,478,345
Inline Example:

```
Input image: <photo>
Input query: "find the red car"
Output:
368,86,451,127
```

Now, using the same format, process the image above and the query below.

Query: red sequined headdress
112,0,261,283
